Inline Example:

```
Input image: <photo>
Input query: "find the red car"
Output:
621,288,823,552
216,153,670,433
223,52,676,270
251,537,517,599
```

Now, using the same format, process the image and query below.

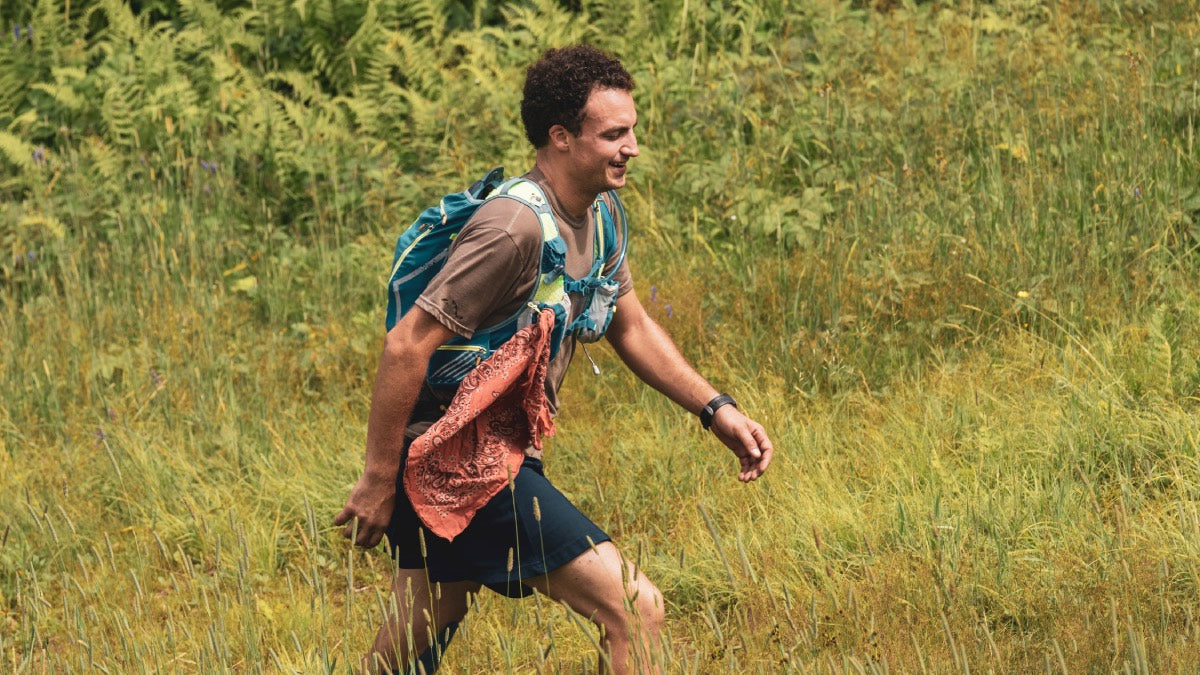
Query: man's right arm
334,306,455,548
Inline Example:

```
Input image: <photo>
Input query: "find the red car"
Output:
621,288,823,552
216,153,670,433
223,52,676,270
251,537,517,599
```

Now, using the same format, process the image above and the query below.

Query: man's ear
548,124,571,151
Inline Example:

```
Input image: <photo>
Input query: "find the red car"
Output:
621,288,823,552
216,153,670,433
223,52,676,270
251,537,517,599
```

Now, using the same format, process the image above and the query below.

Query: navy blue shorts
386,447,611,598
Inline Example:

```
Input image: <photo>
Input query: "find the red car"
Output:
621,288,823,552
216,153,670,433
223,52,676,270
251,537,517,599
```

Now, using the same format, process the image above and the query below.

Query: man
335,45,774,674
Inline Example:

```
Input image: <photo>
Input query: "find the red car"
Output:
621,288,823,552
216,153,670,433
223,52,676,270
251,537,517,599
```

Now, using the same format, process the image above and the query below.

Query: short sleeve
415,199,542,338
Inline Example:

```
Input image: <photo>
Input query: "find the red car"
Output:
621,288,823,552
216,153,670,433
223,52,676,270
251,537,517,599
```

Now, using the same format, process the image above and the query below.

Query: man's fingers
752,427,774,470
333,507,351,527
734,425,761,459
713,413,774,482
355,524,382,548
757,439,774,465
738,426,774,481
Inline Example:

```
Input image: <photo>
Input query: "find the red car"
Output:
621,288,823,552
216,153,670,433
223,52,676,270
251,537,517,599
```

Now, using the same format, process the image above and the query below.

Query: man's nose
622,133,639,158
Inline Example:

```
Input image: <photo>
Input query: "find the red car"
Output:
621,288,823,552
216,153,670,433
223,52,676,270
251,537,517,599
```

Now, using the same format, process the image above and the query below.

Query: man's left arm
606,290,774,482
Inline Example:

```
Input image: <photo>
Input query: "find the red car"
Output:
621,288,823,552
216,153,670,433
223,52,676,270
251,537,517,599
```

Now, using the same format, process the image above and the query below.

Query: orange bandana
404,309,557,541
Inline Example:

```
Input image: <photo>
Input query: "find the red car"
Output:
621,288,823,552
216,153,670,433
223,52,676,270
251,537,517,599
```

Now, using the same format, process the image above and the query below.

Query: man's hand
334,471,397,548
710,406,774,482
607,291,776,482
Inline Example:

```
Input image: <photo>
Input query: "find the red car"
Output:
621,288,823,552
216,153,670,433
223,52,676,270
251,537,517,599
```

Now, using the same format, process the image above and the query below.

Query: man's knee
631,580,665,634
593,576,664,637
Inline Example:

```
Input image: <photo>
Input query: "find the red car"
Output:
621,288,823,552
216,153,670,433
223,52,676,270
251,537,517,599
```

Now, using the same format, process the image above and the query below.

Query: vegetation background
2,0,1199,671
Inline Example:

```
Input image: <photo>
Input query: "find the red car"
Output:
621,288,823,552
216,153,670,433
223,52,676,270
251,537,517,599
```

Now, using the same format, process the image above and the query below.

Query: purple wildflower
649,285,657,302
665,303,673,319
94,428,107,442
150,369,162,386
26,251,35,261
12,25,18,41
32,147,44,164
199,160,211,172
1133,186,1141,199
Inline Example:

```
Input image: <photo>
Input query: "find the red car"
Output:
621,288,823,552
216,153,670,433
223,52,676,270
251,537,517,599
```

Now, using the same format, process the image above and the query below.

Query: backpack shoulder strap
471,177,570,336
491,178,562,246
595,190,628,280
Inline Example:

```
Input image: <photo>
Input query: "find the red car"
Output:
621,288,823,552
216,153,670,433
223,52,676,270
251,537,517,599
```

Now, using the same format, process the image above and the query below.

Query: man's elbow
609,311,657,355
381,327,430,371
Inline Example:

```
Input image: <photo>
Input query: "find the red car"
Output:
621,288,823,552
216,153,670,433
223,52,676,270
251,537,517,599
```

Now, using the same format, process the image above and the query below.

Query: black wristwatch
699,393,737,430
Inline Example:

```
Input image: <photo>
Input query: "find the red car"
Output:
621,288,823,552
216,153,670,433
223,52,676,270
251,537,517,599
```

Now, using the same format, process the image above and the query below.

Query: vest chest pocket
427,341,491,390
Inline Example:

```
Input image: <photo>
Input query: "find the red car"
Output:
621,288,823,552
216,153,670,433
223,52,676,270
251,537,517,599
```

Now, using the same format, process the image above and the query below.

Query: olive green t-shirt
408,167,633,449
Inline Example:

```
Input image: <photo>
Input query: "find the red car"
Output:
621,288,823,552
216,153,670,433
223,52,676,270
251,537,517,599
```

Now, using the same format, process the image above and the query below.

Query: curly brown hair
520,45,635,148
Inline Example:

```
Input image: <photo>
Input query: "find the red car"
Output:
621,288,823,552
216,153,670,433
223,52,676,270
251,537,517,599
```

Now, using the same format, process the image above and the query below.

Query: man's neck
533,152,595,220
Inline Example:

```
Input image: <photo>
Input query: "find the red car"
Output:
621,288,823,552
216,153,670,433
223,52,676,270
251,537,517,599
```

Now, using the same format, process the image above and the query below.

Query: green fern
0,131,34,169
86,0,144,44
394,0,448,41
82,136,124,182
502,0,594,50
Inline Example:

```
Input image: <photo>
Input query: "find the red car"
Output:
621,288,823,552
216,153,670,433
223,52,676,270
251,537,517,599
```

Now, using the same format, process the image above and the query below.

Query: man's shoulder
465,189,543,249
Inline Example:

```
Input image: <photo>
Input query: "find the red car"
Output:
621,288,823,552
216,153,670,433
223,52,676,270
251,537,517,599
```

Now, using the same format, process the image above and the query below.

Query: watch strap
700,393,737,430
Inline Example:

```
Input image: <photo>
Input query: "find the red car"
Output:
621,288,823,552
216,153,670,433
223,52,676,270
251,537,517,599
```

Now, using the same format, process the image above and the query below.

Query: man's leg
362,568,480,674
523,541,665,674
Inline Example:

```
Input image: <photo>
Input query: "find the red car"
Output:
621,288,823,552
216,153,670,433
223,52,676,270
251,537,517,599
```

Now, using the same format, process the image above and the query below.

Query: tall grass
2,0,1200,671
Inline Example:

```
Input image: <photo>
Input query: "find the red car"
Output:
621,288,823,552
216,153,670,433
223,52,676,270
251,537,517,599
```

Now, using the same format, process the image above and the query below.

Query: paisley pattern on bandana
404,309,557,541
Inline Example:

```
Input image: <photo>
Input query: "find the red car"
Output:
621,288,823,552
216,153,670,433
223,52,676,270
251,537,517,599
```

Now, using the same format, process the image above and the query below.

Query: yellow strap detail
505,180,558,241
532,275,568,305
505,180,547,207
594,200,605,263
538,212,558,241
389,228,433,279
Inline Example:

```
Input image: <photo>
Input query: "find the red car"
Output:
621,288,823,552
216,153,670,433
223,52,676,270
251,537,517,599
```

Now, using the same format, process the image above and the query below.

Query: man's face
568,87,639,193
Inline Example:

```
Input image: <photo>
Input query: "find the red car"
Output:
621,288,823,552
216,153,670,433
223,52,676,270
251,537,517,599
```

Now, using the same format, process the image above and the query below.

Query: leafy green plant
3,0,1200,671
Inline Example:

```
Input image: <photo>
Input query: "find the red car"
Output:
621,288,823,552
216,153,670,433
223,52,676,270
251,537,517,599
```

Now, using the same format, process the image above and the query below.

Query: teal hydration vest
385,167,628,391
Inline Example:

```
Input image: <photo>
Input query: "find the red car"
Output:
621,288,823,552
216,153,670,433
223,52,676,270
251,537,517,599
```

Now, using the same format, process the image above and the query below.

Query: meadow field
2,0,1200,671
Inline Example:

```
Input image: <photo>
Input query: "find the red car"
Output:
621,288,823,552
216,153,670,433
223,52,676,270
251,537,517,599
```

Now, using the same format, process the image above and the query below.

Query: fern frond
18,214,67,240
28,66,88,113
383,30,443,97
582,0,654,52
0,131,34,169
83,136,123,182
107,80,141,146
396,0,447,42
145,80,202,120
340,1,387,85
501,0,593,50
272,91,318,142
178,0,266,53
331,94,380,130
264,70,328,104
177,0,227,38
88,0,144,44
6,110,39,133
